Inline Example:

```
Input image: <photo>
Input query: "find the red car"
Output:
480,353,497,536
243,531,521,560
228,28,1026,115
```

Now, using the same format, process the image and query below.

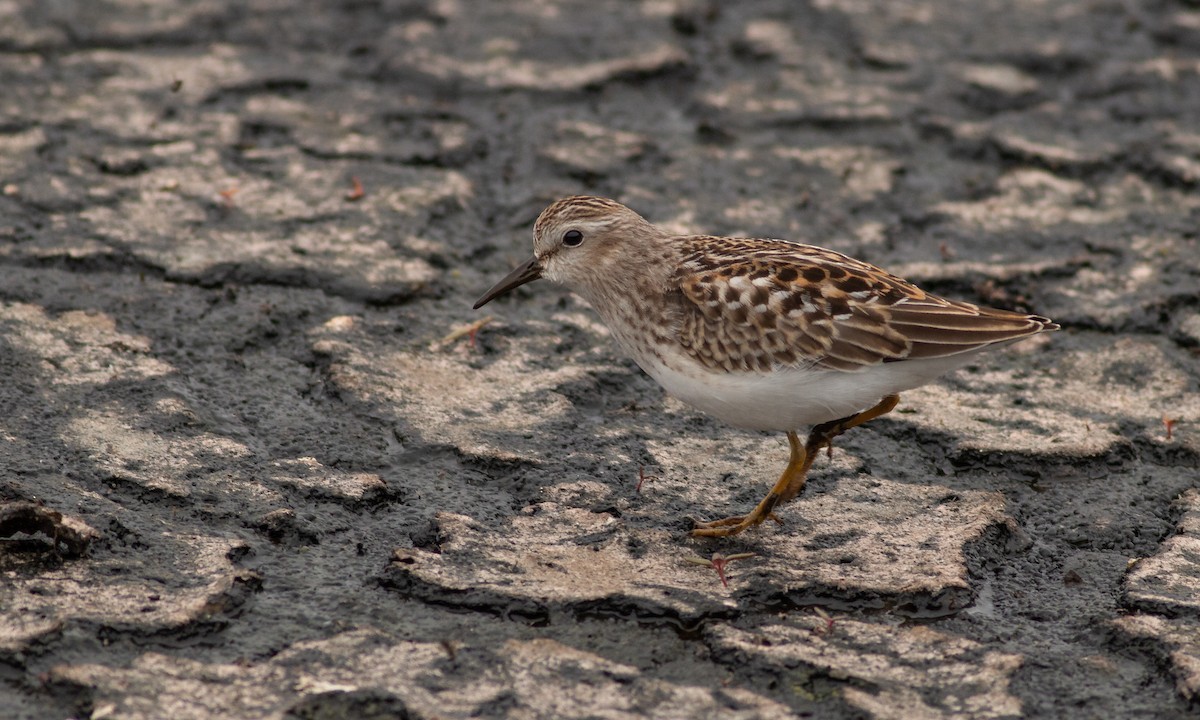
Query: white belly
634,352,975,431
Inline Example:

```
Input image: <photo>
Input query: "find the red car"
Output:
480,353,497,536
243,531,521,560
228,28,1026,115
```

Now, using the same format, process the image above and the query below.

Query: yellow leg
691,394,901,539
692,431,807,537
808,394,900,452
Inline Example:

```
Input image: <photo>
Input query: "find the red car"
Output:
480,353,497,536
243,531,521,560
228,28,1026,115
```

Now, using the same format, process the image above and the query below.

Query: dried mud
1,1,1199,718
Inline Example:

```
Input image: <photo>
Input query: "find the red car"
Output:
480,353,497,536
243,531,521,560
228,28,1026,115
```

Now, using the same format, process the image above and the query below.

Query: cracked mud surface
1,1,1198,718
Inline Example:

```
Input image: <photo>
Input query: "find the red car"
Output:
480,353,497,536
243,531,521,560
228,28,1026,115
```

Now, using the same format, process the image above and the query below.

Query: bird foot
691,511,782,538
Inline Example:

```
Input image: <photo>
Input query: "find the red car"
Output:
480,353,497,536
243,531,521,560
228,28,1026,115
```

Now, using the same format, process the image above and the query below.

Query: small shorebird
474,196,1058,537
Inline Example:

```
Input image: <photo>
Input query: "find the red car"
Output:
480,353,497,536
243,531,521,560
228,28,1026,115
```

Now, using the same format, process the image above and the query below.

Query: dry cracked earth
1,1,1199,718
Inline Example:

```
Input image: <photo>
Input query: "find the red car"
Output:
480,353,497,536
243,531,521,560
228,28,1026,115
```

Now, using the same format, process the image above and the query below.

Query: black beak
473,256,543,309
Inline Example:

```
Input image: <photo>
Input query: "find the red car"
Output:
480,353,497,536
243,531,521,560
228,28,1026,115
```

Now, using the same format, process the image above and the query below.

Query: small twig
345,176,365,202
218,185,239,208
635,466,658,493
1163,415,1177,441
684,552,756,588
810,606,835,635
432,316,494,351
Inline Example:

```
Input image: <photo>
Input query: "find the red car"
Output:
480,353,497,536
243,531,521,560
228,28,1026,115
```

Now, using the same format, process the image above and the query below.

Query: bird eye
562,229,584,247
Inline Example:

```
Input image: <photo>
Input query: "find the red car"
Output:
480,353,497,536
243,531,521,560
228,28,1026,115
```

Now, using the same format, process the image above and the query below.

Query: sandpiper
475,196,1058,537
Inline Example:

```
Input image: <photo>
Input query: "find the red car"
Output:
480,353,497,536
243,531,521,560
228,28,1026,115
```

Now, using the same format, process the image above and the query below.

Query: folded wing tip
1031,315,1060,332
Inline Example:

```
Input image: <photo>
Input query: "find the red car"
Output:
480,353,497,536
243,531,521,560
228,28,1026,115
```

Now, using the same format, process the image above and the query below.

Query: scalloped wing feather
673,236,1057,373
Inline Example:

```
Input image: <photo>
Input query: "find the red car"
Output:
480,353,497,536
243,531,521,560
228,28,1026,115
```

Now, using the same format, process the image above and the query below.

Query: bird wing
671,237,1056,373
